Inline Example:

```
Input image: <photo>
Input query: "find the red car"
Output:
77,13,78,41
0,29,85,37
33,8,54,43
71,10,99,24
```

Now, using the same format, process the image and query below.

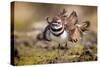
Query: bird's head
46,16,64,29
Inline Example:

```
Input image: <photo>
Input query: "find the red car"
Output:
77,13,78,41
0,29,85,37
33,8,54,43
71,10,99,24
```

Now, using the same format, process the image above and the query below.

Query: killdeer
37,9,90,49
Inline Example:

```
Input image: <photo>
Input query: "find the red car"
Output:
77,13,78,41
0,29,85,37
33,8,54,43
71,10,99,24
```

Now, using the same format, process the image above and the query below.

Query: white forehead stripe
51,24,62,29
57,19,61,22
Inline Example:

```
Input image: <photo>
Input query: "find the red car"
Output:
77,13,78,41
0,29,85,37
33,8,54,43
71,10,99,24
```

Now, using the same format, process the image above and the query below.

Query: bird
37,9,90,49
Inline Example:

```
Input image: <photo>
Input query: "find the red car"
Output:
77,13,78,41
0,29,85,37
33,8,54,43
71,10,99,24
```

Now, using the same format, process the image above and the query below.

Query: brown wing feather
65,11,78,30
68,21,90,42
68,26,82,42
80,21,90,32
63,10,89,42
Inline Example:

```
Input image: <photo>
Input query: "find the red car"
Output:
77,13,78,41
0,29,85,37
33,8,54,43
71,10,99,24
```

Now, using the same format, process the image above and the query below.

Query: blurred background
12,1,97,65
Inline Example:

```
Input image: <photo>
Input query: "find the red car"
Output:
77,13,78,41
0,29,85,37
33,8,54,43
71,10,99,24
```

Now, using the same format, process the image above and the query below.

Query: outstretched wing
59,9,90,42
68,21,90,42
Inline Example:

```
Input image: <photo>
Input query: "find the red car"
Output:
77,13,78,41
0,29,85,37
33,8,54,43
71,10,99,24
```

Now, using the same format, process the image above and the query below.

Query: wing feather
61,9,90,42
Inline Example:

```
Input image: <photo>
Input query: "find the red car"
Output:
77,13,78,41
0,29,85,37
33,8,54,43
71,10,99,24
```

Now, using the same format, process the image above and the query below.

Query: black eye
58,22,61,24
63,15,67,17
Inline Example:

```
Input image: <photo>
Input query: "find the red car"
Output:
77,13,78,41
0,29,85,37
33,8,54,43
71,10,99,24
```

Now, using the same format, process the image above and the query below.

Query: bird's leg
63,43,68,54
57,44,60,58
58,44,61,49
65,42,68,49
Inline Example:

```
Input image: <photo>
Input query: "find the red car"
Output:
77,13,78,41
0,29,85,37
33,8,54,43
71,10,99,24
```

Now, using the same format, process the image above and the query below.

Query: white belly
50,31,68,44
